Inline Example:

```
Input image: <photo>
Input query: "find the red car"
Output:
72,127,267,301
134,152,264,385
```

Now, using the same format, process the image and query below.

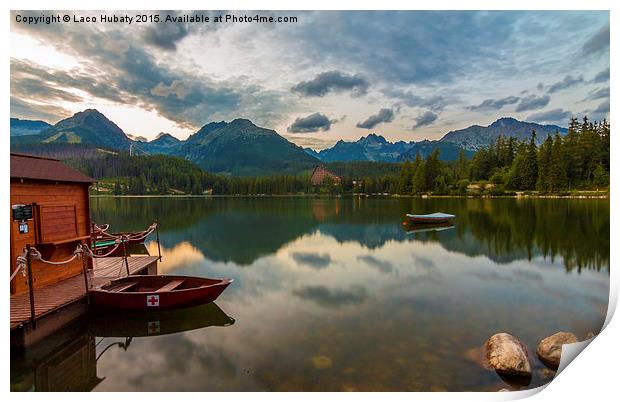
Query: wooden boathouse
10,153,94,296
10,153,159,347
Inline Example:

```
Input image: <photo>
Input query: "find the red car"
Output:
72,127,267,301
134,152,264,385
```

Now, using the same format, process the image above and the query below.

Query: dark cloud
527,108,572,125
592,67,609,83
468,96,520,111
357,255,393,274
11,58,127,105
293,285,367,308
413,111,438,128
356,108,394,129
547,74,584,93
585,87,609,101
581,23,609,56
142,19,189,50
515,94,550,112
290,252,331,269
287,113,339,133
140,11,223,51
383,89,446,112
288,11,527,85
10,97,68,123
291,71,369,97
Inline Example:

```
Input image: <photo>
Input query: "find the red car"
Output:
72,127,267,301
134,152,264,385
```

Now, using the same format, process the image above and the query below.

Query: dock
10,255,159,347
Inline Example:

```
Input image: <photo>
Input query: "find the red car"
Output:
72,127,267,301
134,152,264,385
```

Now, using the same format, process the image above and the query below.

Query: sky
10,10,610,149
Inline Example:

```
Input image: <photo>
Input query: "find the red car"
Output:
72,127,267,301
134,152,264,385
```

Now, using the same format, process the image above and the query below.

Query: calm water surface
11,197,609,391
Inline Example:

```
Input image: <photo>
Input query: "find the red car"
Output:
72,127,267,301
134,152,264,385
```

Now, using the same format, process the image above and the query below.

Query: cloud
527,108,572,125
140,11,223,51
383,89,446,112
587,99,610,123
356,108,395,129
585,87,609,101
593,99,610,114
581,23,609,56
285,135,337,150
515,94,550,112
10,97,69,123
290,252,332,269
357,255,393,274
287,12,532,85
291,70,369,97
413,111,438,128
142,21,189,50
287,113,339,133
9,16,293,129
547,74,584,93
592,67,609,83
468,96,520,111
293,285,367,308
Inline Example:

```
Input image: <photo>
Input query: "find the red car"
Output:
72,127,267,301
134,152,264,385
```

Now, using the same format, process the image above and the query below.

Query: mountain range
10,110,568,175
305,133,473,162
10,109,318,176
440,117,567,150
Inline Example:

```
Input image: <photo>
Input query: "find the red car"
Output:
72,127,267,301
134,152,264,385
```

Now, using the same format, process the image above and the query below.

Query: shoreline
88,193,610,199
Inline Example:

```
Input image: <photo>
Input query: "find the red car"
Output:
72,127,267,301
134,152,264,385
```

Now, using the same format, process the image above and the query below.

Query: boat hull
89,275,233,310
405,213,455,224
88,302,235,337
406,216,453,224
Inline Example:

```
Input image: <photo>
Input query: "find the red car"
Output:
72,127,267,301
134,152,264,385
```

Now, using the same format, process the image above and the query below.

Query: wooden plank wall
10,180,91,295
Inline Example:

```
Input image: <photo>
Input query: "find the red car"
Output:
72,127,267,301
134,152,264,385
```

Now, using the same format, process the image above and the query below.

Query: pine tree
521,131,538,190
398,160,413,194
456,149,469,181
548,134,567,192
537,135,553,192
592,164,609,188
411,154,426,194
424,149,441,190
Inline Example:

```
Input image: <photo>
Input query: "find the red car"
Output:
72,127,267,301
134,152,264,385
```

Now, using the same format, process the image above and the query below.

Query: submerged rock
536,331,578,369
485,333,532,377
311,355,333,369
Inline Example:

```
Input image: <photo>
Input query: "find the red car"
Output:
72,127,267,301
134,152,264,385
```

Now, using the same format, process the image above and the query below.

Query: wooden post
155,221,162,262
81,247,90,305
25,245,36,329
122,238,130,276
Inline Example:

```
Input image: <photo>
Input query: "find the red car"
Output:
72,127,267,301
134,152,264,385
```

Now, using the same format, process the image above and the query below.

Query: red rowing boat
89,275,233,310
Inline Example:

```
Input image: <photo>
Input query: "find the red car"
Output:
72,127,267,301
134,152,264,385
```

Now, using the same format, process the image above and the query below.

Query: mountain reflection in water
11,197,608,391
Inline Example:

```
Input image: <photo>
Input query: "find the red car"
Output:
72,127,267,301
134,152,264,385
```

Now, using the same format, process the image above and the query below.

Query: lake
11,197,609,391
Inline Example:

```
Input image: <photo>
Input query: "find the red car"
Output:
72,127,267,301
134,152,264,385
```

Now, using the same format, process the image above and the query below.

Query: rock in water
485,333,532,377
536,332,578,369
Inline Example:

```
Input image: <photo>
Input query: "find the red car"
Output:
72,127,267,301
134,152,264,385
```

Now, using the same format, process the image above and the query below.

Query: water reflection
90,197,609,272
13,197,608,391
10,303,235,391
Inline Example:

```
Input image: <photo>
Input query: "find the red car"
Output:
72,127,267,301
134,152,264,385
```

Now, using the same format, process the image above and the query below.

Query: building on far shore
310,165,341,186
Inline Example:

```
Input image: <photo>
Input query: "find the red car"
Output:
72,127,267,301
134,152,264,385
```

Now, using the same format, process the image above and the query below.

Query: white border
2,1,616,401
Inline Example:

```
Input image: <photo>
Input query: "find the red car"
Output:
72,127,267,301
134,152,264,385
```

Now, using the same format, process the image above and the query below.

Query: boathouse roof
10,153,94,183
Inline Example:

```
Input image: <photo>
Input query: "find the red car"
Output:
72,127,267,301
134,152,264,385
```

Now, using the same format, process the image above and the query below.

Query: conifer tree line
396,117,610,195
